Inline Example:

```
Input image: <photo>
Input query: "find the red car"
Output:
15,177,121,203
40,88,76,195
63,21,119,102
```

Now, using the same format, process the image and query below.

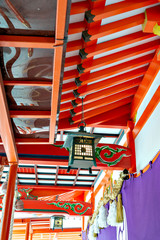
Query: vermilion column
126,121,136,173
25,222,30,240
1,163,17,240
91,187,95,214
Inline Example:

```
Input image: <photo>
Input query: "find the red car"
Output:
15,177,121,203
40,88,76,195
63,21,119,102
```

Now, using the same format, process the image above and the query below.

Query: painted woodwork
143,6,160,35
0,199,92,216
0,143,132,169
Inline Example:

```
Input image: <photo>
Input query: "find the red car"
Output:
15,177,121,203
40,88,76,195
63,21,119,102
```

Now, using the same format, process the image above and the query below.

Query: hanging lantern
64,98,102,173
64,126,101,173
50,216,64,231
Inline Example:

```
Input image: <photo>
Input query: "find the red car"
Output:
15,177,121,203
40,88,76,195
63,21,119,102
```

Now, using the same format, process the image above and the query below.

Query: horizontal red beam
59,85,138,120
61,76,141,107
70,1,89,15
79,40,159,73
0,35,56,49
86,0,158,23
93,114,130,129
61,65,147,101
61,53,154,96
10,111,50,118
85,104,131,126
71,97,133,124
3,79,52,86
66,40,82,52
83,13,144,41
80,32,156,59
71,87,138,117
13,228,82,234
0,142,131,170
0,199,93,216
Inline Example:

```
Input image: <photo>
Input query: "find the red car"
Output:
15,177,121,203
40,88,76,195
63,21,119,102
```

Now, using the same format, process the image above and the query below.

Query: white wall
135,103,160,172
135,70,160,172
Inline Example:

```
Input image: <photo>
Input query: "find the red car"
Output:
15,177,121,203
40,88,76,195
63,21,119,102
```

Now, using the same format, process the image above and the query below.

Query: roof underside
0,1,160,237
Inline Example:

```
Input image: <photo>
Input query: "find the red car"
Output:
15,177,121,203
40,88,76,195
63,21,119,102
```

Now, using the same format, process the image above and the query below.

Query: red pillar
1,163,18,240
126,121,136,173
30,233,33,240
25,222,30,240
91,187,95,214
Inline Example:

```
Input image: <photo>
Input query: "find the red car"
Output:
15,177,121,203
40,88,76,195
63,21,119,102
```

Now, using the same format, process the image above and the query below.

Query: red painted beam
85,0,158,23
59,86,138,120
76,67,146,95
1,164,18,240
62,65,147,94
0,71,18,163
61,66,147,102
13,228,82,234
58,104,131,130
70,1,89,15
68,21,86,35
10,111,50,118
3,79,52,86
0,199,93,216
80,32,156,59
78,53,154,85
0,35,56,49
83,13,144,42
131,49,160,118
66,40,82,52
93,114,130,129
71,87,138,117
71,97,133,124
85,104,131,126
61,53,154,95
79,40,159,73
60,78,141,120
133,86,160,138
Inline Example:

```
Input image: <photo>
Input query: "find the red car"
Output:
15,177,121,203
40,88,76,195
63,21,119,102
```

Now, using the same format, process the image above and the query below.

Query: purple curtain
82,226,116,240
97,226,117,240
82,153,160,240
122,153,160,240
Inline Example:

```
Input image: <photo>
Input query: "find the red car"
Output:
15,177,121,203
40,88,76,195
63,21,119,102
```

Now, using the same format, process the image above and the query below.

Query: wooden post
126,121,136,173
91,187,95,214
25,222,30,240
1,163,17,240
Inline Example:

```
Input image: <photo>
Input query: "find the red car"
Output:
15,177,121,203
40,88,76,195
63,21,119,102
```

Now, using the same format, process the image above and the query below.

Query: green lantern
50,216,64,231
64,98,102,173
64,126,102,173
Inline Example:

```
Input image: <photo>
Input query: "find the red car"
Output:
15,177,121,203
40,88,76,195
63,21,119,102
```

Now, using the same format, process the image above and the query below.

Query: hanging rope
78,97,86,129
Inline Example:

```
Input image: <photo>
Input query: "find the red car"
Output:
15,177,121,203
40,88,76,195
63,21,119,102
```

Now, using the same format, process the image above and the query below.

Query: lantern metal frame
50,215,64,231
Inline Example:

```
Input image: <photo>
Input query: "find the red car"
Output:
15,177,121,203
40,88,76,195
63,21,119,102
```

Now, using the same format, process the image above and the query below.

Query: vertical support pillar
30,233,33,240
1,163,17,240
82,216,85,231
126,121,136,173
91,187,95,214
25,222,30,240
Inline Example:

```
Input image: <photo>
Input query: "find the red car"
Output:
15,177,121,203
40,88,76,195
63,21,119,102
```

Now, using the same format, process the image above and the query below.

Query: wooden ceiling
0,0,160,239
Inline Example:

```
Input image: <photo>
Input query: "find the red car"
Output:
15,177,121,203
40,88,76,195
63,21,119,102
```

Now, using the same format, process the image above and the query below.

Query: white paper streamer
94,215,100,234
107,200,122,227
88,224,97,240
98,205,108,228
